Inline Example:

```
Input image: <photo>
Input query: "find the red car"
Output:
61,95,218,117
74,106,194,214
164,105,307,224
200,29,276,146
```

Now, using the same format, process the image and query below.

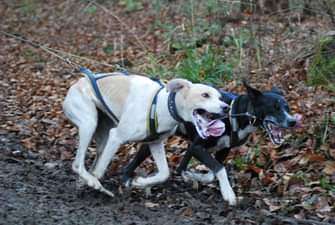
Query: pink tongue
206,120,225,137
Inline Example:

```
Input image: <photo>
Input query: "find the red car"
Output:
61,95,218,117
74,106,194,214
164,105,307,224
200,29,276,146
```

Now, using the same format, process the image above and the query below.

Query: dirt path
0,134,275,225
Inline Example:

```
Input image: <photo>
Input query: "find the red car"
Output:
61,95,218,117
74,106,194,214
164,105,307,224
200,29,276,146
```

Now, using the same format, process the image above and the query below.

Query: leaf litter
1,1,334,224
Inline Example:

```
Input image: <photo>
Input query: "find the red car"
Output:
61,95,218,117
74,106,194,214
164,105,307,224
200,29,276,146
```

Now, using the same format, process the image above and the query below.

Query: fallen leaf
181,207,193,217
263,198,282,212
144,202,159,208
323,161,335,176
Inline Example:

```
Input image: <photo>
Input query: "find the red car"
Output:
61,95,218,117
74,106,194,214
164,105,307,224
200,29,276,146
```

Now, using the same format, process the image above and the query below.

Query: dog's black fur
122,83,296,184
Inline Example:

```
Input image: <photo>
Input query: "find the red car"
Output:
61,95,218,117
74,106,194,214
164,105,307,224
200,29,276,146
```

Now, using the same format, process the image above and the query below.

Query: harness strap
81,66,168,141
229,95,259,145
167,92,184,123
147,85,164,139
80,67,120,123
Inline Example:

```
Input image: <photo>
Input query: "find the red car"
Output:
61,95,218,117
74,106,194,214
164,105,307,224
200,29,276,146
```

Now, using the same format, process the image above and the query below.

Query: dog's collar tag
168,92,184,123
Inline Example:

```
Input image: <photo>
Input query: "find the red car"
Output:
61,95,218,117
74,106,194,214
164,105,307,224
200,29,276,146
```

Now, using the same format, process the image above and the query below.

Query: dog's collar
167,92,184,123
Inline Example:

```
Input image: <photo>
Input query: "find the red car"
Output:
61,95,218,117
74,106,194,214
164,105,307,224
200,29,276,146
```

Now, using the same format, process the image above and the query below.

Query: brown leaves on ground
1,0,334,223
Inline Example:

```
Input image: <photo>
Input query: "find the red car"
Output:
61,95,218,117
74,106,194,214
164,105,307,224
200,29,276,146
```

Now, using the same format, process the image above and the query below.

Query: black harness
229,95,260,145
80,67,168,141
144,81,168,142
80,67,122,123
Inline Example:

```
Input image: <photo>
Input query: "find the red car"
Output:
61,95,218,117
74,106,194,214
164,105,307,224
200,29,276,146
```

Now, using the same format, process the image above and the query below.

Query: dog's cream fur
63,73,227,195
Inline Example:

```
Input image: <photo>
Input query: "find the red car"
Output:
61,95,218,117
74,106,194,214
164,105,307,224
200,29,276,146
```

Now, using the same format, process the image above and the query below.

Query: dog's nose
288,119,296,127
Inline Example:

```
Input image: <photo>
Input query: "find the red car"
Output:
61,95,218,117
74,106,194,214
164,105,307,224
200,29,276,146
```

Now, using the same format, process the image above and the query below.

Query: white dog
63,68,229,195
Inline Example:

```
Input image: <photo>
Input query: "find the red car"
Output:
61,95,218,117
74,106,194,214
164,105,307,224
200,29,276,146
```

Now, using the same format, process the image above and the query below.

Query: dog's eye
201,93,210,98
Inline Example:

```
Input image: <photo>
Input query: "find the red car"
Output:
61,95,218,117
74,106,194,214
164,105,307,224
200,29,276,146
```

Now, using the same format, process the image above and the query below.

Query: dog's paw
181,171,192,182
76,177,86,189
221,187,237,206
86,176,114,197
181,170,215,183
86,176,102,190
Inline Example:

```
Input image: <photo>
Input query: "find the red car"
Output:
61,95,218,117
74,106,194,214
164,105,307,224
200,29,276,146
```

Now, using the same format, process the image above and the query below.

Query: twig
322,112,329,144
92,1,148,52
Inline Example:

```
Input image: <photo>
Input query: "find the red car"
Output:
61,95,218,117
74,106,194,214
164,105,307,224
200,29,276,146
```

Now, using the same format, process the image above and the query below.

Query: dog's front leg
131,142,170,187
181,146,236,205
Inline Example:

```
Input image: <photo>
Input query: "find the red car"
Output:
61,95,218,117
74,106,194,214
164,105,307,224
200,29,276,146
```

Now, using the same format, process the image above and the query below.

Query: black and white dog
122,82,299,205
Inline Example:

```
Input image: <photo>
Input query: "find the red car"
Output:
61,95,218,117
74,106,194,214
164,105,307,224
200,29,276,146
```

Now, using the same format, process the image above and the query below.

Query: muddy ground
0,134,270,225
2,133,334,225
1,1,335,224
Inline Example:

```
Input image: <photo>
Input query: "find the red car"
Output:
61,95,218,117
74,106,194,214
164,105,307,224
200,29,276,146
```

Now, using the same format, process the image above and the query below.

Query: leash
0,30,126,71
2,30,170,141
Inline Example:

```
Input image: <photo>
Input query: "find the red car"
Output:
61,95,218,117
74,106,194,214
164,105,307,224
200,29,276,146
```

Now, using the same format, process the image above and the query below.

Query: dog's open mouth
192,109,226,139
263,120,286,145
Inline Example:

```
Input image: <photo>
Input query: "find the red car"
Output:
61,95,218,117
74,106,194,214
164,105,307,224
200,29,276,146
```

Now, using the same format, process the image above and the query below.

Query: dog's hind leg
131,142,170,187
90,111,115,172
63,87,109,194
91,128,123,179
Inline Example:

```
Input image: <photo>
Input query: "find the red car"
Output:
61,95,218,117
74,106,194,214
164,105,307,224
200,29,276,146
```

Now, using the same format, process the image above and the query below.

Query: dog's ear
167,79,191,93
271,87,284,96
243,81,262,102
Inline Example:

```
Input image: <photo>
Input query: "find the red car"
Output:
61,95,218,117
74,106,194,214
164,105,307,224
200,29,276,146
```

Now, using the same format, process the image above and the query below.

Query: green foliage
83,5,97,14
103,44,114,55
119,0,143,12
147,0,256,85
320,177,335,192
22,49,44,62
294,170,309,185
175,45,233,85
331,113,335,125
233,156,247,171
19,0,37,15
143,53,173,79
308,37,335,92
314,112,334,149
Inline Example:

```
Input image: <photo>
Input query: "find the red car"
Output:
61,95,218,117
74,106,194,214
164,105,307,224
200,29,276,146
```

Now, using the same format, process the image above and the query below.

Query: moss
307,36,335,92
